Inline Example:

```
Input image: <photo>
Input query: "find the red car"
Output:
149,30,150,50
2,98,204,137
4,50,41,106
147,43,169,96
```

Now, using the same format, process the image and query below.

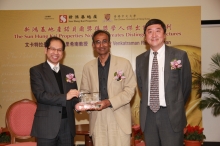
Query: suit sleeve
80,66,90,92
70,69,79,108
136,57,142,93
181,52,192,104
80,65,93,114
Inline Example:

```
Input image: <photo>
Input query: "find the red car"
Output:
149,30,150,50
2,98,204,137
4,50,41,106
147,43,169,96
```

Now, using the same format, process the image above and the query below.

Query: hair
144,19,166,34
92,30,111,43
44,36,66,51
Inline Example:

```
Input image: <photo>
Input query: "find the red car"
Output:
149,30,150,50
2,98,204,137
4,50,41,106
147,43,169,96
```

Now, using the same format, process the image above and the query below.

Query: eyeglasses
48,47,63,53
94,40,109,46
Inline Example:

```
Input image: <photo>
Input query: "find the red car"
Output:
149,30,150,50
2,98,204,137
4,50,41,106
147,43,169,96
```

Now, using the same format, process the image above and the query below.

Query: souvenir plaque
78,90,100,110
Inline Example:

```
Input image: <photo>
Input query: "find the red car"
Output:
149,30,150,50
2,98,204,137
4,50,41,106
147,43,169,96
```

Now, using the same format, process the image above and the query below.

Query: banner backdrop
0,6,201,137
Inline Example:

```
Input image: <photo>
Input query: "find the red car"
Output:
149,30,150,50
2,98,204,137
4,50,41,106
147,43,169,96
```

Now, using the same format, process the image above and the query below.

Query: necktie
150,52,160,113
53,66,58,73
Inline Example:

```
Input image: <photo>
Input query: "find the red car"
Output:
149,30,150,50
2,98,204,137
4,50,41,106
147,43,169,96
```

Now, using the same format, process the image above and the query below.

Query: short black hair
144,19,166,34
92,30,111,43
44,36,66,51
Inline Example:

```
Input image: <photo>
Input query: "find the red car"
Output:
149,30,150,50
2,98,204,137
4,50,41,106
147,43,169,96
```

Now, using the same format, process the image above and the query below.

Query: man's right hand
66,89,79,100
75,102,97,111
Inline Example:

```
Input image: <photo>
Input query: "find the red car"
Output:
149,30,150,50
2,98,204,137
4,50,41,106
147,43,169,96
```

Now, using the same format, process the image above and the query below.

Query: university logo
59,15,67,23
103,14,111,22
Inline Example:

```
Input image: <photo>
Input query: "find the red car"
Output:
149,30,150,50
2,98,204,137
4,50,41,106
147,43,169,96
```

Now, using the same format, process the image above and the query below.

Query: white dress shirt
148,44,166,107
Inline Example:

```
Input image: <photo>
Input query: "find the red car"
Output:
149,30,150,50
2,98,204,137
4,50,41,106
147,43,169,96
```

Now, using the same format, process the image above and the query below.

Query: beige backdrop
0,6,201,143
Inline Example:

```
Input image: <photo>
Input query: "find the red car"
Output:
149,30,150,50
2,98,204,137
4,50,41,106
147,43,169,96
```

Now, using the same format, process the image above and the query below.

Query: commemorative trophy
78,90,100,110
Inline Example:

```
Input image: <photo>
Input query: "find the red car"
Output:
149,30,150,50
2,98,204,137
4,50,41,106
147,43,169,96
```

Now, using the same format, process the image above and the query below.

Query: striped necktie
149,52,160,113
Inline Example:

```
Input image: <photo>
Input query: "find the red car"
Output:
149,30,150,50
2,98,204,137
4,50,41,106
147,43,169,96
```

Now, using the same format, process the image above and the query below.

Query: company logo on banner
59,15,67,23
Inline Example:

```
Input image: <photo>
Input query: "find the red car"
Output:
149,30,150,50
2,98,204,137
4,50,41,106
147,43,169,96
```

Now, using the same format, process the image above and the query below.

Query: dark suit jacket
136,45,192,132
30,62,78,139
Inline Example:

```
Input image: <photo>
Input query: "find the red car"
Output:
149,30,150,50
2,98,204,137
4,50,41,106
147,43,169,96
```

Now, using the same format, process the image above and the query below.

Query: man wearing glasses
80,30,137,146
30,36,80,146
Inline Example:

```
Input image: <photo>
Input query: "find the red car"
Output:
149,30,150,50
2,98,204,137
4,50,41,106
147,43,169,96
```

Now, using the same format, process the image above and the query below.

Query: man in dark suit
136,19,192,146
30,36,79,146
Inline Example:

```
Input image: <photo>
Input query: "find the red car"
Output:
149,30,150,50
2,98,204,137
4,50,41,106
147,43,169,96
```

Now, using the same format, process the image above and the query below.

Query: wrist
108,99,112,108
75,108,81,114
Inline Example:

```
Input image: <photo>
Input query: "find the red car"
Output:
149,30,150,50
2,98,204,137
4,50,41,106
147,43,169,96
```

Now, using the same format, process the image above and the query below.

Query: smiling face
45,40,64,65
92,32,111,57
145,24,166,51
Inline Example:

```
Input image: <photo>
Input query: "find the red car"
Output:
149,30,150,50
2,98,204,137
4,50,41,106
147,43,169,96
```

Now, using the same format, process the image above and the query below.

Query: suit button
59,111,61,113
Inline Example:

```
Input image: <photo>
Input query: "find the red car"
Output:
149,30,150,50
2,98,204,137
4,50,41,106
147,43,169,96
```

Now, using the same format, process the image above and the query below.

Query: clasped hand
66,89,80,100
75,99,111,111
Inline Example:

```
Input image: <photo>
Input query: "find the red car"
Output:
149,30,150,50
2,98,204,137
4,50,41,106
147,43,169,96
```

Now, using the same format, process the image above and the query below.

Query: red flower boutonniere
66,73,76,83
114,70,126,81
170,59,182,70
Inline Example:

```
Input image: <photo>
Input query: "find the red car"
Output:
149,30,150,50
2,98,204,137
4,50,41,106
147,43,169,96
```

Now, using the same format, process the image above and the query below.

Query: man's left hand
95,99,111,111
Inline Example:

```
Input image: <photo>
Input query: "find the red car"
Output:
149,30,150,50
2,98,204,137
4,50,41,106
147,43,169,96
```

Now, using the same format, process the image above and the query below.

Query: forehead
50,40,63,46
94,33,109,40
146,24,163,30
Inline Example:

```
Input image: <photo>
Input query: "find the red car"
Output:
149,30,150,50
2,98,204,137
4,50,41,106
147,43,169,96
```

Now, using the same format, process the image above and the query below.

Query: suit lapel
60,65,67,93
43,62,60,93
164,46,173,87
91,58,99,92
143,51,150,91
108,55,116,89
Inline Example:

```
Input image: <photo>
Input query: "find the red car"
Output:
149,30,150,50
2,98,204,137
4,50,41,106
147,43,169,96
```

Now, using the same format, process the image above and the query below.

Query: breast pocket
66,82,77,91
170,69,180,79
170,69,180,85
112,80,123,94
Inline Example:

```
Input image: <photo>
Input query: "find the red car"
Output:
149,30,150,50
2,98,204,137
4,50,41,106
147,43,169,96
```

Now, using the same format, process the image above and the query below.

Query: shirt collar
47,60,60,72
150,44,165,56
98,54,111,67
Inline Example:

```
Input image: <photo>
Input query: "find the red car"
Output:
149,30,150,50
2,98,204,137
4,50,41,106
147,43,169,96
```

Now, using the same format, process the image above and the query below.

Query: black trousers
37,118,73,146
144,106,183,146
